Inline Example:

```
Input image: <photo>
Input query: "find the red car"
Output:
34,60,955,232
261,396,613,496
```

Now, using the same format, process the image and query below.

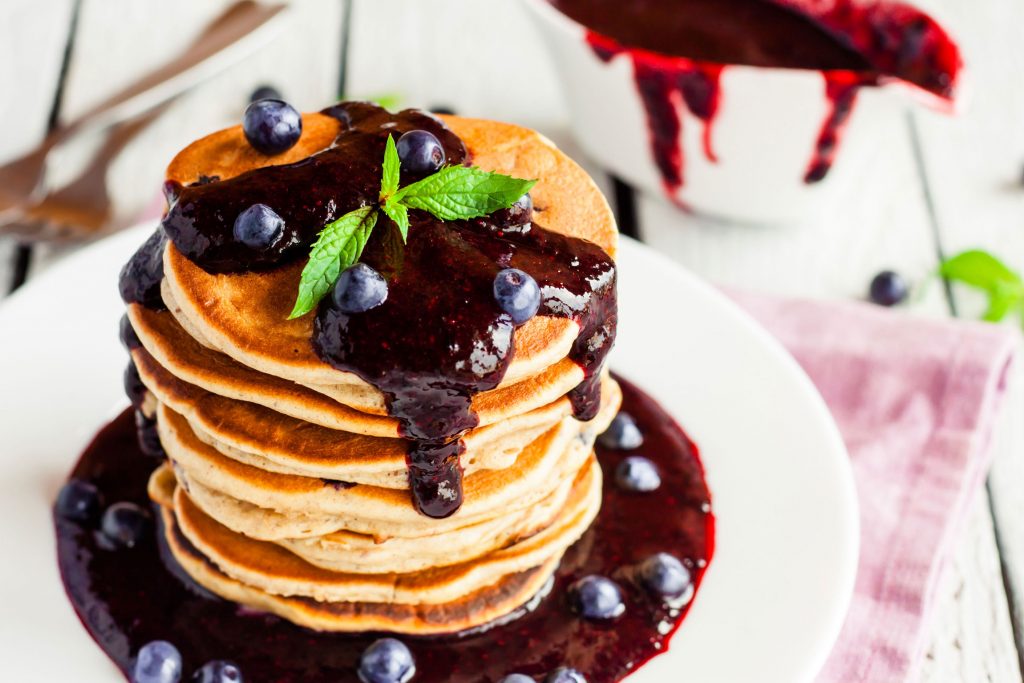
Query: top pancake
161,112,618,388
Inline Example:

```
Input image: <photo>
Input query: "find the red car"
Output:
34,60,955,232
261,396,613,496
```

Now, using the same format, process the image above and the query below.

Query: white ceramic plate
0,224,858,682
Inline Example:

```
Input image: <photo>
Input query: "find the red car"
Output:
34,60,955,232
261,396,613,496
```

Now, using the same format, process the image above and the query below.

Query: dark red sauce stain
552,0,961,194
55,376,713,682
133,102,617,520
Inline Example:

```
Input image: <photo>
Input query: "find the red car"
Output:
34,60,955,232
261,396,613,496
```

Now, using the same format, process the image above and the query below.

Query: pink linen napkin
731,292,1019,683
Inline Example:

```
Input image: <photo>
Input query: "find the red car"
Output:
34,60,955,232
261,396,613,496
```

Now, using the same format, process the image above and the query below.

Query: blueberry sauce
55,377,713,682
151,102,617,519
552,0,961,193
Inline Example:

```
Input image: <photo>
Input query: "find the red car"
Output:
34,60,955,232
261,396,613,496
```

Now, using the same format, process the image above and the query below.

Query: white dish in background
0,224,858,682
521,0,958,225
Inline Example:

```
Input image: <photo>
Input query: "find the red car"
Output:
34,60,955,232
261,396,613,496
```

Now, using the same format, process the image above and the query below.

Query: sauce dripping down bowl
521,0,963,224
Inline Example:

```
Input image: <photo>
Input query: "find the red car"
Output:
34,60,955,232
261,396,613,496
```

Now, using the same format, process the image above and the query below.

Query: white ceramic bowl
521,0,958,224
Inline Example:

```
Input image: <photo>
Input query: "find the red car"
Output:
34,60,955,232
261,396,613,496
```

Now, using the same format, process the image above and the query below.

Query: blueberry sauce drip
160,102,466,273
155,102,617,519
118,227,167,310
559,0,961,192
55,377,713,682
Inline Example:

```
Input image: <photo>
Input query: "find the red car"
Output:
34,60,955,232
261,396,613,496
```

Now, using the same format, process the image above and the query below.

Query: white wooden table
2,1,1023,680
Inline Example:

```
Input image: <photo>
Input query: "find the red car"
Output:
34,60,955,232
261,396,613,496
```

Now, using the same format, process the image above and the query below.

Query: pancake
157,392,611,536
167,459,599,604
133,343,583,487
160,113,617,391
129,304,586,435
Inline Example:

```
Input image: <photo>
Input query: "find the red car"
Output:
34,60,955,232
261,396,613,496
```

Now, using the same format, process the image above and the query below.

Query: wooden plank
29,0,347,274
0,0,76,291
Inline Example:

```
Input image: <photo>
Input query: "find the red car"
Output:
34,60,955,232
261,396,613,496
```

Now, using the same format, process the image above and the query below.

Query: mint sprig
288,134,536,319
939,249,1024,323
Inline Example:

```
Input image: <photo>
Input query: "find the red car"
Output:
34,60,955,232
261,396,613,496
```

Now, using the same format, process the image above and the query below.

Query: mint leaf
288,205,378,319
392,165,536,221
939,249,1024,323
380,135,400,201
381,200,409,241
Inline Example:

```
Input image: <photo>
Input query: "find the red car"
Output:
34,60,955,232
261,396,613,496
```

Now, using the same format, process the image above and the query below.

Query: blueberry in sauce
615,456,661,492
118,227,167,309
120,313,142,350
232,203,284,251
598,411,643,450
192,660,243,683
124,361,147,409
248,85,282,104
499,675,535,683
101,502,152,549
132,640,182,683
333,263,389,314
135,411,165,459
868,270,908,307
545,668,587,683
493,268,541,325
396,129,446,175
357,638,416,683
638,552,692,598
569,575,625,620
242,99,302,155
55,479,102,523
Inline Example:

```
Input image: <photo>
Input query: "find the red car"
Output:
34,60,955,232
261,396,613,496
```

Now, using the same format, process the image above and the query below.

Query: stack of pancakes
131,112,620,634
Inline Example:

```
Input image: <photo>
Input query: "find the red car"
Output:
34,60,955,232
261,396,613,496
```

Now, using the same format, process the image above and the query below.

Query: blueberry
119,228,167,308
135,411,165,459
125,361,147,409
638,553,692,598
494,268,541,325
499,676,535,683
333,263,388,314
396,130,445,175
357,638,415,683
430,105,456,115
233,204,284,250
615,456,661,492
249,85,282,103
545,668,587,683
101,502,151,548
597,412,643,450
132,640,182,683
242,99,302,155
868,270,908,307
192,660,243,683
569,575,625,620
55,479,103,523
120,313,142,350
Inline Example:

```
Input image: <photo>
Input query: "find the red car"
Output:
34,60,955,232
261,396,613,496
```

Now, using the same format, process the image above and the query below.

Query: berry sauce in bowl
55,376,714,682
523,0,963,223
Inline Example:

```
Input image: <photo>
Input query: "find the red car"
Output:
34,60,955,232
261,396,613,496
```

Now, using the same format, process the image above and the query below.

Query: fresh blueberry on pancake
868,270,908,307
598,411,643,449
55,479,102,523
192,660,243,683
357,638,416,683
101,502,151,549
132,640,182,683
570,575,625,620
242,99,302,155
494,268,542,325
615,456,661,492
396,129,446,175
332,263,389,314
546,668,587,683
232,203,284,251
638,552,692,598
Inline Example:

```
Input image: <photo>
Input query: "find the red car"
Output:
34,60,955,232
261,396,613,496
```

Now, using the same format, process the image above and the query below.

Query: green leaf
392,165,536,221
381,199,409,241
939,249,1024,323
380,134,400,202
288,205,379,319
